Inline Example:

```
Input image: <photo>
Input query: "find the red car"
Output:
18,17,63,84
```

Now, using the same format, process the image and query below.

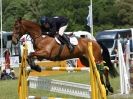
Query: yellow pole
88,42,106,99
88,42,98,99
18,44,28,99
89,57,98,99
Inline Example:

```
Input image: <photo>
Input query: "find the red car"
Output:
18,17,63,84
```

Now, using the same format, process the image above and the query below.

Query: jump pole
88,42,106,99
18,43,28,99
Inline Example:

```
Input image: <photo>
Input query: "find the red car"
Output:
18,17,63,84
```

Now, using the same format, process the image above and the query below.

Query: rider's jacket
41,16,68,36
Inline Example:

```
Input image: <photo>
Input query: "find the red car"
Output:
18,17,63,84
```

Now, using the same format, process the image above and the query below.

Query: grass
0,68,19,99
0,68,133,99
0,80,18,99
29,71,90,99
45,71,90,84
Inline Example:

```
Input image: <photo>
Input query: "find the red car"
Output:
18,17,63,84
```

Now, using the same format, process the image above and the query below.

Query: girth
54,44,64,60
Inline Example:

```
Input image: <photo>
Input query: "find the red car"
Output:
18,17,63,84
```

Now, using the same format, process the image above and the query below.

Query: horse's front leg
27,53,42,72
27,50,50,72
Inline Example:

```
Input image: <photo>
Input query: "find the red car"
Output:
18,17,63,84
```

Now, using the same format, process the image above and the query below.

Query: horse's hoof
108,86,114,93
106,90,108,95
31,65,41,72
35,65,42,72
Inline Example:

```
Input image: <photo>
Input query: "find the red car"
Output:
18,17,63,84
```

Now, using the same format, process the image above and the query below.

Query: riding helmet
40,16,47,25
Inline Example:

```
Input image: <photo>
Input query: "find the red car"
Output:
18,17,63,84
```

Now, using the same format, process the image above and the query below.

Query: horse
12,17,118,94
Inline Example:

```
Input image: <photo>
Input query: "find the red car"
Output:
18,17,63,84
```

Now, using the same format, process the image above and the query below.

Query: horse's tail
97,40,119,77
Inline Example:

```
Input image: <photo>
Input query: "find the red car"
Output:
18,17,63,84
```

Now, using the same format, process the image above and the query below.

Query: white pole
118,40,130,94
90,0,93,36
0,0,3,70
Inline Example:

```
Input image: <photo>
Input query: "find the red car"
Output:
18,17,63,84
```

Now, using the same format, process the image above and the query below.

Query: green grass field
0,68,133,99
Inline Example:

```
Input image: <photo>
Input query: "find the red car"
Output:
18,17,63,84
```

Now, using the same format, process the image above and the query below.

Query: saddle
55,34,78,45
41,31,78,45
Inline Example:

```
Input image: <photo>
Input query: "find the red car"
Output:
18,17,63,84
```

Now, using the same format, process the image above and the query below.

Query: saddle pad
55,36,78,45
70,37,78,45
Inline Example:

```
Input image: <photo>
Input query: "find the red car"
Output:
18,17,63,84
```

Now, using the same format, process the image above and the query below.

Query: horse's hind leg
100,74,109,95
79,56,112,95
27,54,41,72
104,68,114,93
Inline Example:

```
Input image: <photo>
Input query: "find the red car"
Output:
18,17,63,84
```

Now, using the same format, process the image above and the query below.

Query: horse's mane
22,19,41,29
21,19,52,38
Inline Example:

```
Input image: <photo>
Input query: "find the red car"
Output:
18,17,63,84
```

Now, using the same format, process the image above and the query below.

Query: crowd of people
0,48,17,80
0,68,16,80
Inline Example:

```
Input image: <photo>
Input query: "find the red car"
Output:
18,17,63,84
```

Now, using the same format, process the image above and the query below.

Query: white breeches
59,24,68,36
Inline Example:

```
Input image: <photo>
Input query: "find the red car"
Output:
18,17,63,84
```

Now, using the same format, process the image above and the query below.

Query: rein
27,32,42,41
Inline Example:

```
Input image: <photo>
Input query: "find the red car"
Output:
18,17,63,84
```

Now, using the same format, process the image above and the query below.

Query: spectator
4,48,10,69
0,70,7,80
9,68,16,79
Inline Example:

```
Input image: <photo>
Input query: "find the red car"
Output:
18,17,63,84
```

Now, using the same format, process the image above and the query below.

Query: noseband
13,21,25,41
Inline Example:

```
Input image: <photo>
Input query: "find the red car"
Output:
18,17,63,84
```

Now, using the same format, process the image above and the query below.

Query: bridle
13,20,42,42
12,21,25,43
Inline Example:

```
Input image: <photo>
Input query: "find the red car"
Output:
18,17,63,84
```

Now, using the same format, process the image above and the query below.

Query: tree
115,0,133,25
2,0,133,33
2,0,28,30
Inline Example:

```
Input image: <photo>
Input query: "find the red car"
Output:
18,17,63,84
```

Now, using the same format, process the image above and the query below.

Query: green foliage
2,0,133,33
115,0,133,25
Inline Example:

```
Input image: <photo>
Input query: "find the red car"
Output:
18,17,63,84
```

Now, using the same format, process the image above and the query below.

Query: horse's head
12,17,26,45
12,17,42,45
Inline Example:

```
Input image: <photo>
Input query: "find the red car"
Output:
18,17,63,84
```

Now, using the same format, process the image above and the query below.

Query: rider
40,16,74,52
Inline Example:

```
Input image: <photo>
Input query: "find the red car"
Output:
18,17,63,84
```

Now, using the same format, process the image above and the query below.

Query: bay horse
12,18,118,94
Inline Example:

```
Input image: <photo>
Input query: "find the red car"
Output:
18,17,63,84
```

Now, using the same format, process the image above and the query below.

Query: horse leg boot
62,34,74,53
27,56,41,72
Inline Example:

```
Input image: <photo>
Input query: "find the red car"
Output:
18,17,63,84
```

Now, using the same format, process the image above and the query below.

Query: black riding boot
56,35,64,44
62,34,74,53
